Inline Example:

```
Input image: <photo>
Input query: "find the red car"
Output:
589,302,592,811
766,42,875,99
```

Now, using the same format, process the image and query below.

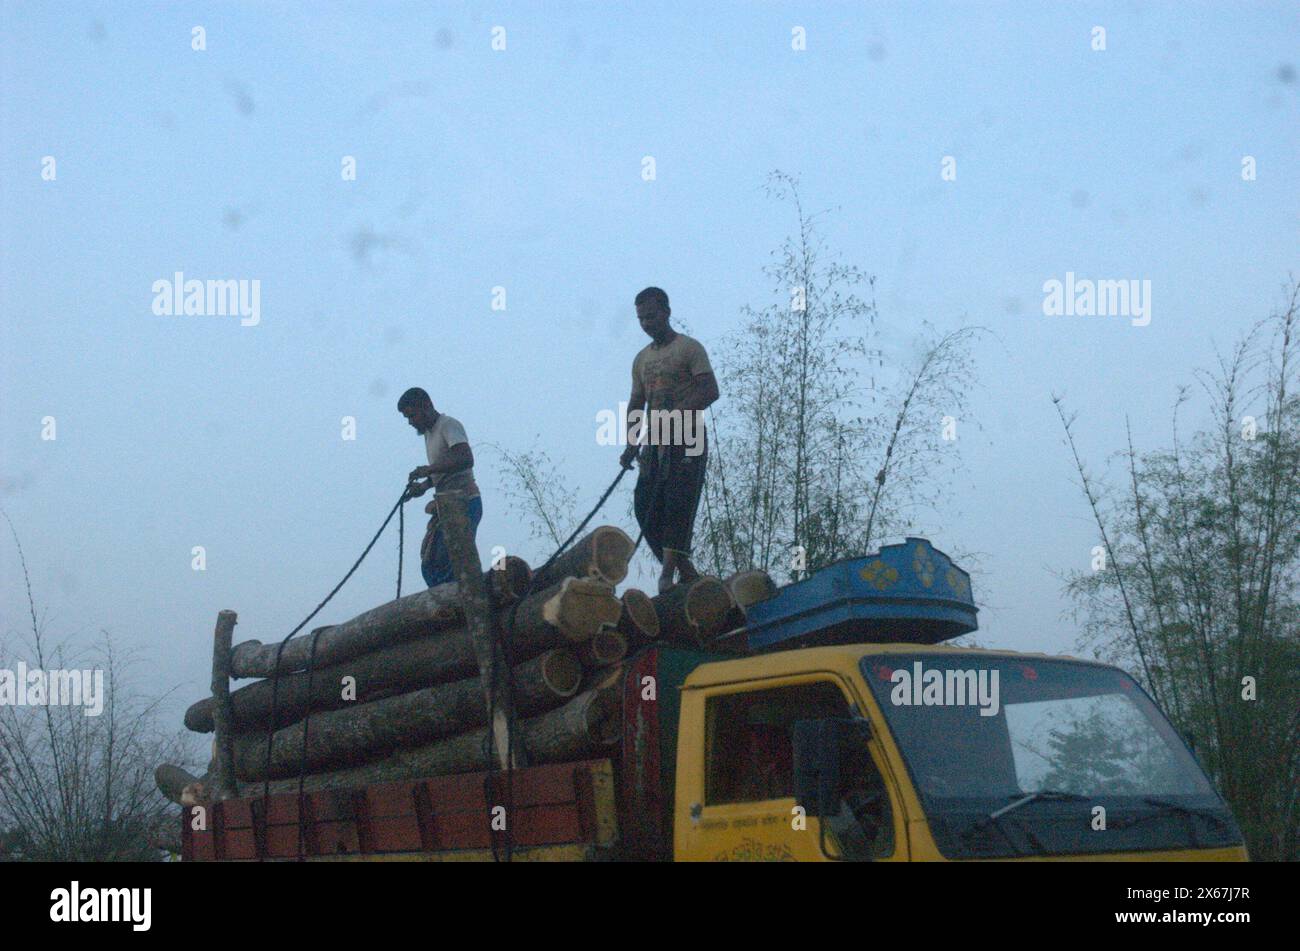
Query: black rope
258,485,411,861
535,466,631,578
483,463,633,862
397,496,405,600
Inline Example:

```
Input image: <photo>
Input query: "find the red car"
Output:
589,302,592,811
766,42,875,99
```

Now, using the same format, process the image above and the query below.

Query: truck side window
827,731,896,860
705,682,850,805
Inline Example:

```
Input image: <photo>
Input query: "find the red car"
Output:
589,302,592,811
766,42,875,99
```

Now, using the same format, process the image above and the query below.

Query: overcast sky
2,1,1297,737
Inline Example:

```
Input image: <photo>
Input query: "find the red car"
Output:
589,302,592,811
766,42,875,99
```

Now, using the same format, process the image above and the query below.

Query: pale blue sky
2,2,1297,734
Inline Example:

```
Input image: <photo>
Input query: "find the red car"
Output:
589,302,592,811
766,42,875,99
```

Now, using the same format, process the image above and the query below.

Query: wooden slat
220,828,258,861
303,819,358,855
367,815,423,852
188,758,616,860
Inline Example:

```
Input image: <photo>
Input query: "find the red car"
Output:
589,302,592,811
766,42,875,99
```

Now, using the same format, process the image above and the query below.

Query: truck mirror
792,718,872,818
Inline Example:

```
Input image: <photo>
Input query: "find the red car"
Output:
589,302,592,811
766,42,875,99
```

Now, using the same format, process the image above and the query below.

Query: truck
182,537,1247,862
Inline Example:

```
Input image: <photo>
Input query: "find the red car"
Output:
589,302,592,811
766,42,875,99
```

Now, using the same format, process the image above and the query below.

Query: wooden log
579,662,624,696
528,526,634,590
514,648,583,707
716,569,777,635
181,780,210,807
155,764,202,806
186,580,617,734
577,627,628,669
652,577,734,646
231,650,580,781
255,688,619,793
228,556,531,679
437,490,522,771
210,610,239,800
489,554,533,600
508,576,622,646
725,569,777,609
618,588,659,643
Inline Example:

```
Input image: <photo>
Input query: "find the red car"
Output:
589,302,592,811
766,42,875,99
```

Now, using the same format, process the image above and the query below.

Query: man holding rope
398,387,482,588
620,287,720,593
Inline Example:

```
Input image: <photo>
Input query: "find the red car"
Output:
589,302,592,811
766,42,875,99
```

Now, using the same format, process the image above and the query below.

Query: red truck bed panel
182,759,615,861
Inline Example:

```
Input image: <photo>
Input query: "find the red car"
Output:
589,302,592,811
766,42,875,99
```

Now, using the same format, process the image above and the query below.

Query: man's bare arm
428,442,474,474
678,371,720,412
410,443,474,483
621,380,646,467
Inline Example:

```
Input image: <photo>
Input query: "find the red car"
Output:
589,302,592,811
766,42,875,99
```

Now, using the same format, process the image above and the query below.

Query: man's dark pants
633,435,707,563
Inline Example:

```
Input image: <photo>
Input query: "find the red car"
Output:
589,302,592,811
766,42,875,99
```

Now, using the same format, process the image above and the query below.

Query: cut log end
590,526,635,586
725,570,777,610
155,763,201,805
653,576,735,645
489,555,533,602
542,577,623,641
580,628,628,669
685,577,733,633
538,648,583,698
618,588,659,642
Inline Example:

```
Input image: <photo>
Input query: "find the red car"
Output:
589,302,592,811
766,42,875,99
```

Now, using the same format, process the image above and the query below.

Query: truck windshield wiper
990,789,1089,821
1130,797,1232,847
958,791,1083,856
1108,798,1231,850
1140,797,1230,827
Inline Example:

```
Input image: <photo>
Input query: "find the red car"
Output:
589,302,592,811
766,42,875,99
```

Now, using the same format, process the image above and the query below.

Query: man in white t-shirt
397,387,483,588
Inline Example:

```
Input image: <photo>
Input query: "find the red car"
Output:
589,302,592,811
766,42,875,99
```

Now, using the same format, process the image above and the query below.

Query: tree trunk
154,764,202,805
652,577,734,646
618,588,659,643
254,688,619,793
231,651,580,781
529,526,634,590
725,569,777,609
209,610,239,800
580,663,625,696
718,569,777,635
506,576,622,649
186,579,615,734
436,490,522,771
228,557,530,679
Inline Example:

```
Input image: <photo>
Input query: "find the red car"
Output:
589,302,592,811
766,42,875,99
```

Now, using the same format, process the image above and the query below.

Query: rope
257,485,411,861
484,463,632,861
397,497,404,600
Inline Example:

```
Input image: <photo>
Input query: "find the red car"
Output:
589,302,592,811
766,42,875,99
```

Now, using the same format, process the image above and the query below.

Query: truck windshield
860,654,1242,858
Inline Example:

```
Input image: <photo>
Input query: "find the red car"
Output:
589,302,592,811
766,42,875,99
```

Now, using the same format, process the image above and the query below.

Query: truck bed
182,759,618,861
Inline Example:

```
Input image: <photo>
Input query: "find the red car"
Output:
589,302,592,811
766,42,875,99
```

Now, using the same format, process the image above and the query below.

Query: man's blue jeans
421,495,484,588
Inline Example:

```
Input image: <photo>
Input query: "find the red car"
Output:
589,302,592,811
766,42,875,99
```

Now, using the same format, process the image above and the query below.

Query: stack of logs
157,503,776,808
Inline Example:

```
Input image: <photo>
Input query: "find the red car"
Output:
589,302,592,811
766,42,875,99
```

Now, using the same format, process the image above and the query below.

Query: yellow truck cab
667,643,1247,861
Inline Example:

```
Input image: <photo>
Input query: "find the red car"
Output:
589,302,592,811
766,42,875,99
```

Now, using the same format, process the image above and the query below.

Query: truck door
675,676,905,861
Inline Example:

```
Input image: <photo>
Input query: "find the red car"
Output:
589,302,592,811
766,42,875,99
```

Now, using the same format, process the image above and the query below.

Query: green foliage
1059,283,1300,860
697,171,982,581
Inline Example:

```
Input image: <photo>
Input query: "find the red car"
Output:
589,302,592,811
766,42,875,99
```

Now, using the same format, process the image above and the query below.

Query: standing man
620,287,720,593
398,387,483,588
